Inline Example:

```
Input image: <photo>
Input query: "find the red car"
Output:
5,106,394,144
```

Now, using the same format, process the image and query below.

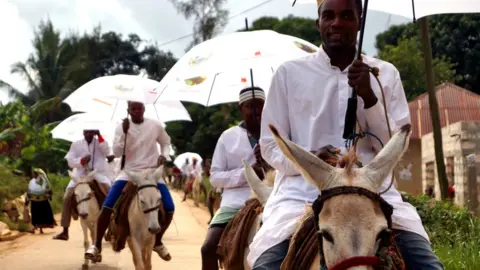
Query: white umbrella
156,30,319,106
51,113,117,142
64,74,192,122
174,152,203,170
289,0,479,20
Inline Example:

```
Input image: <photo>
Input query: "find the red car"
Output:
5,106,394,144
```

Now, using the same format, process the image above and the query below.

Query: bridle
74,181,94,204
136,184,162,214
312,186,394,270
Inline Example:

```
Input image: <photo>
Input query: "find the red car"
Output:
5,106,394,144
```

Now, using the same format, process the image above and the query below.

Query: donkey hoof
82,264,89,270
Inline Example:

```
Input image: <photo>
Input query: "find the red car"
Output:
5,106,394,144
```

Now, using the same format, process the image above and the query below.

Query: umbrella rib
205,73,219,107
153,84,169,105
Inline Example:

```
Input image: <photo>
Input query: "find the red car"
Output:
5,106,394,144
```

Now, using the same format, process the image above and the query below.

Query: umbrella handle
343,0,369,139
121,132,127,170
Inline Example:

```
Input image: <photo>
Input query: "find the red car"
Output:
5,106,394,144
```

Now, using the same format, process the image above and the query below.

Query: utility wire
17,0,277,72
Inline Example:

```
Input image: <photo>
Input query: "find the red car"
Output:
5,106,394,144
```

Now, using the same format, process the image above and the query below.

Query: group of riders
52,0,445,269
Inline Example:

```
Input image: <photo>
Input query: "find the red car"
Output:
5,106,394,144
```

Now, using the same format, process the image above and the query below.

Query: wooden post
419,17,449,200
466,154,479,215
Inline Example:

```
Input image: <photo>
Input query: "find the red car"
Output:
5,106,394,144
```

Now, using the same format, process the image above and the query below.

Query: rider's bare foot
153,245,171,261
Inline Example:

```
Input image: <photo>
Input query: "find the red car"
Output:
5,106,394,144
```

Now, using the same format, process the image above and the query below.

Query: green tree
377,37,457,100
242,15,322,46
0,20,86,123
376,14,480,93
0,101,69,174
168,0,229,50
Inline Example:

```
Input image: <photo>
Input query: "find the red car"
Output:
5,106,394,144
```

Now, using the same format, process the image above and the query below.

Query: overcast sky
0,0,409,103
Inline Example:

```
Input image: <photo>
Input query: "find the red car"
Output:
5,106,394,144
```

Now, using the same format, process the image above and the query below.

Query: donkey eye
140,200,145,205
321,230,334,244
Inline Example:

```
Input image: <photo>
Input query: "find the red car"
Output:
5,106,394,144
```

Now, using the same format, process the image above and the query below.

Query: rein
136,184,161,214
312,186,394,270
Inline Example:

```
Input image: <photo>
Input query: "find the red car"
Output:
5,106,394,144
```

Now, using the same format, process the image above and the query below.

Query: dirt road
0,191,210,269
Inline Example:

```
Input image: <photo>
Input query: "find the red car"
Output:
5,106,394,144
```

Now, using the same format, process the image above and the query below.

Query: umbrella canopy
51,113,117,142
174,152,203,171
290,0,479,20
64,74,192,122
156,30,319,106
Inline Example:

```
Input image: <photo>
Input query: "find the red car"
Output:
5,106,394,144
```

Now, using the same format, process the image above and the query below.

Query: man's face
239,98,265,126
317,0,360,50
83,130,95,143
128,102,145,121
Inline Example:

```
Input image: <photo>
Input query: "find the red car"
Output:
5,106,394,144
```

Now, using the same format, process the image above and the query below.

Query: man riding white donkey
248,0,444,269
53,129,113,241
85,101,175,264
201,87,270,270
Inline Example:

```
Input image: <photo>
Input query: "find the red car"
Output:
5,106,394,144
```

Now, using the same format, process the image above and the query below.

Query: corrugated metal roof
408,83,480,139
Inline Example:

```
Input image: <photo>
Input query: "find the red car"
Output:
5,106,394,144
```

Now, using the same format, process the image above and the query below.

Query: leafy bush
406,194,480,269
47,173,70,213
0,164,28,209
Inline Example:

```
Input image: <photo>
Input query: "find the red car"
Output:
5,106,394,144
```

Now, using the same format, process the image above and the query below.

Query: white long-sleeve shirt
113,118,171,181
247,46,428,266
65,137,111,188
186,163,203,177
210,125,256,209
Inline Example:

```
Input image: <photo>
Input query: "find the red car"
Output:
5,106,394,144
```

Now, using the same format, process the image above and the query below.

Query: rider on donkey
85,101,175,262
201,87,267,270
182,157,202,202
247,0,444,269
53,129,113,241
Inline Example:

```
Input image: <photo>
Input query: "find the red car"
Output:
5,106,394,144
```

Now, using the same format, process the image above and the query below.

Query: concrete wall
395,139,422,196
421,121,480,207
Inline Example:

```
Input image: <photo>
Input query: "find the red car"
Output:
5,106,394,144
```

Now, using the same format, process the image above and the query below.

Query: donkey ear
152,165,164,181
87,169,97,180
125,170,140,184
361,124,412,190
68,170,78,183
268,124,340,190
243,160,272,205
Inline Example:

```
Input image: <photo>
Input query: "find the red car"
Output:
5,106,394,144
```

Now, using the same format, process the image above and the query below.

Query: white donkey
67,169,101,270
123,166,164,270
268,123,411,269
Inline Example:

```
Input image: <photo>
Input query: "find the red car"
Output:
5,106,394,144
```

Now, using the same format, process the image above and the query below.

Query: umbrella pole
121,113,128,170
342,0,370,140
250,68,257,120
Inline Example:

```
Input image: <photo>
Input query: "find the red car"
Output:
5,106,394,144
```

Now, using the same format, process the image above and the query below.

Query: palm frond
29,97,61,121
0,127,21,141
10,62,42,97
0,80,29,100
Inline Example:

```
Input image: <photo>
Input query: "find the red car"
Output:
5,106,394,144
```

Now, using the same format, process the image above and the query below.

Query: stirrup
153,245,172,261
85,245,102,263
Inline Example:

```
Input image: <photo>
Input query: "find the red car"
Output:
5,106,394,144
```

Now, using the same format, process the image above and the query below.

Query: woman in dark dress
26,168,56,233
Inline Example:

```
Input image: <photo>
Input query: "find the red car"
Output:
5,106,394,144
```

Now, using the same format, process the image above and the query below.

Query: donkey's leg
144,236,155,270
81,220,90,269
144,250,153,270
128,237,145,270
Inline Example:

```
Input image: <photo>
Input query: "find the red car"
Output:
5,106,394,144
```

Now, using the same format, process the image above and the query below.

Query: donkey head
68,169,97,219
269,124,411,268
125,166,164,234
